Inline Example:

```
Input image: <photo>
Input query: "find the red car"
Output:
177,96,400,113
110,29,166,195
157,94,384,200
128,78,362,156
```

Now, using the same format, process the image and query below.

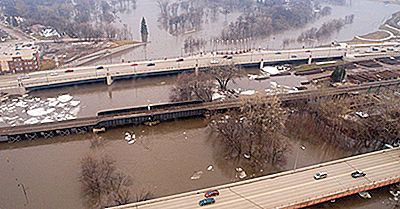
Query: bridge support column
195,59,199,76
195,64,199,76
106,72,113,86
260,59,264,69
308,55,312,65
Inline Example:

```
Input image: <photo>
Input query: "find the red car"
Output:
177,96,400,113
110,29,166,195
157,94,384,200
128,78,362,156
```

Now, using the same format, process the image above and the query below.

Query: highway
1,42,399,91
111,147,400,209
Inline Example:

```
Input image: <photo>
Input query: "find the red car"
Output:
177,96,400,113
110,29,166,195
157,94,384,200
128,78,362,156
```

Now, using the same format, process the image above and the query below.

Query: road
1,42,399,92
111,147,400,209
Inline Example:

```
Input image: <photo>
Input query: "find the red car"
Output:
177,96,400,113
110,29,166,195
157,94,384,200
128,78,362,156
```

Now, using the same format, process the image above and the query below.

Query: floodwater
29,67,305,118
0,118,396,209
92,0,400,64
1,0,400,208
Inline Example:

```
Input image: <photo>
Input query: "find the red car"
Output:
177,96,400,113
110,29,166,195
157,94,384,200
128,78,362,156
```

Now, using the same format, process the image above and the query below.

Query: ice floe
0,94,81,127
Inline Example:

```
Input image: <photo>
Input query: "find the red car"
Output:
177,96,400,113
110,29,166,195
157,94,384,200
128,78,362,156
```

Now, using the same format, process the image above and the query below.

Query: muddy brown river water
0,118,396,209
1,0,400,207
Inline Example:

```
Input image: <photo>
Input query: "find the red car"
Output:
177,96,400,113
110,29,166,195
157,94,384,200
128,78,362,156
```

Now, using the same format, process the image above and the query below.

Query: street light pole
293,145,306,171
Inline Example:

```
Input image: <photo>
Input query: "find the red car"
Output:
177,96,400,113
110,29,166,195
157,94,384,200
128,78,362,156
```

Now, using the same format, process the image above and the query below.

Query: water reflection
99,0,400,63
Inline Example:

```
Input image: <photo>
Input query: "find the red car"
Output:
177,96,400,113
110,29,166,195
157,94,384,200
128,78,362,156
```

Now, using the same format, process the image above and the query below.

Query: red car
65,69,74,73
131,63,138,67
204,190,219,198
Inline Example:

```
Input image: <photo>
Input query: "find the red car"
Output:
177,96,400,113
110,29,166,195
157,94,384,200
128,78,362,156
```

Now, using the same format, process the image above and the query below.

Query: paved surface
111,148,400,209
1,42,399,92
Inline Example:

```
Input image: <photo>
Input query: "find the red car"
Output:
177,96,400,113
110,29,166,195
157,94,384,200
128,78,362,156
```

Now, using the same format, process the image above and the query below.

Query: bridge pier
308,55,312,65
106,72,113,86
260,59,264,69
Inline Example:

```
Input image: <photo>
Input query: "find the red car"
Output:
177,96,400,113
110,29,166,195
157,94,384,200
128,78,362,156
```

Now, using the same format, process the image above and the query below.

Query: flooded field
90,0,400,64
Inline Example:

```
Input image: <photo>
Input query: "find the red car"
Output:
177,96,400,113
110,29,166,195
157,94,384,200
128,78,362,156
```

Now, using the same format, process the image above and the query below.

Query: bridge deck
111,148,400,209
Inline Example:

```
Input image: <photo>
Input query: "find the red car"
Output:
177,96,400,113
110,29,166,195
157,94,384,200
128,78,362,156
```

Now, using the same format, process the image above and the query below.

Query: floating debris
190,171,203,180
57,94,73,103
93,127,106,134
240,90,256,96
244,153,251,159
207,165,214,171
235,167,247,179
358,191,372,199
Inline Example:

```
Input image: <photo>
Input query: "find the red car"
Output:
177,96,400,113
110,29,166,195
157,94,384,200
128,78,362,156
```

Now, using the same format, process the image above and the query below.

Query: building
0,42,40,74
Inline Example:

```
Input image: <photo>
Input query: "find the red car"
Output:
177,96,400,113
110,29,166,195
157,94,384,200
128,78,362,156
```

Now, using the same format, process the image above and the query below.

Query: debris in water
190,171,203,180
240,90,256,96
358,191,372,199
57,94,73,103
244,153,251,159
235,167,247,179
207,165,214,171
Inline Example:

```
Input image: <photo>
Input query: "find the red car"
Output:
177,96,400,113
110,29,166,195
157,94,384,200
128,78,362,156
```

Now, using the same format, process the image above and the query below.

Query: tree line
0,0,136,39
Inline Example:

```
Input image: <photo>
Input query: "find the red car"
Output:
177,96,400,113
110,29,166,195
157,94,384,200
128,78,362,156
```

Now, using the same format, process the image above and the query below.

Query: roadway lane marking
212,160,400,208
228,187,263,209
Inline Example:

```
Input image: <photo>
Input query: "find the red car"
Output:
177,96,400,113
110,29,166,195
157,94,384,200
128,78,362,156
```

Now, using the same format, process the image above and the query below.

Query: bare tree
80,155,133,208
286,92,400,154
210,95,289,168
170,72,214,102
208,63,240,91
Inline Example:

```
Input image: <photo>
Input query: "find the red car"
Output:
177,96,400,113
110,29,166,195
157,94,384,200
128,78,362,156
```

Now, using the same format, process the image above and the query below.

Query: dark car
226,55,233,59
275,51,282,55
65,69,74,73
204,190,219,198
351,170,366,178
305,50,311,53
96,66,104,70
131,63,138,67
199,198,215,206
147,63,155,67
222,55,228,58
176,58,184,62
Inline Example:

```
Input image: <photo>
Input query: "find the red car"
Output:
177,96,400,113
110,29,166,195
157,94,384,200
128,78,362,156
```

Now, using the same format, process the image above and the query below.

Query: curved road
111,147,400,209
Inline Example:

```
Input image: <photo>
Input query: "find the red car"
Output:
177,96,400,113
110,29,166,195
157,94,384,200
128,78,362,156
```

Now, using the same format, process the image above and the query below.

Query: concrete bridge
1,79,399,142
110,147,400,209
1,46,349,93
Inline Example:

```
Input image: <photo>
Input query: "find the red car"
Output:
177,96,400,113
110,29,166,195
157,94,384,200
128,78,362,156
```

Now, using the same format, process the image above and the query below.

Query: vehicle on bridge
199,198,215,206
204,190,219,198
176,58,184,62
314,171,328,180
147,63,155,67
96,66,104,70
210,59,219,64
351,170,366,178
64,69,74,73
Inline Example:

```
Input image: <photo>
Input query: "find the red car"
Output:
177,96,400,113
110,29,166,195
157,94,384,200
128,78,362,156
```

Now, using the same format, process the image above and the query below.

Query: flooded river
0,117,396,209
1,0,400,208
91,0,400,64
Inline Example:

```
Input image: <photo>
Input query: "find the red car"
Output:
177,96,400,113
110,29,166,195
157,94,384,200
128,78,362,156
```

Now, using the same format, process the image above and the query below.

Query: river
91,0,400,64
0,0,399,208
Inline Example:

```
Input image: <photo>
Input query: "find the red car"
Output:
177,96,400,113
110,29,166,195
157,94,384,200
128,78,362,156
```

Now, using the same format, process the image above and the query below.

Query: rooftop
0,41,39,61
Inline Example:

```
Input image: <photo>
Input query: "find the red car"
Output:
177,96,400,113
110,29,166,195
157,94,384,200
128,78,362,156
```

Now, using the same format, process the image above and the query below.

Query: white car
210,59,219,64
50,72,58,76
18,74,30,80
314,171,328,180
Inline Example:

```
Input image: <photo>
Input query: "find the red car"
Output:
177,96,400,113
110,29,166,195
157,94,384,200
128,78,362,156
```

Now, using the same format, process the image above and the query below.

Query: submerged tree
210,95,290,168
80,155,133,208
208,63,241,91
170,72,215,102
140,17,149,42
